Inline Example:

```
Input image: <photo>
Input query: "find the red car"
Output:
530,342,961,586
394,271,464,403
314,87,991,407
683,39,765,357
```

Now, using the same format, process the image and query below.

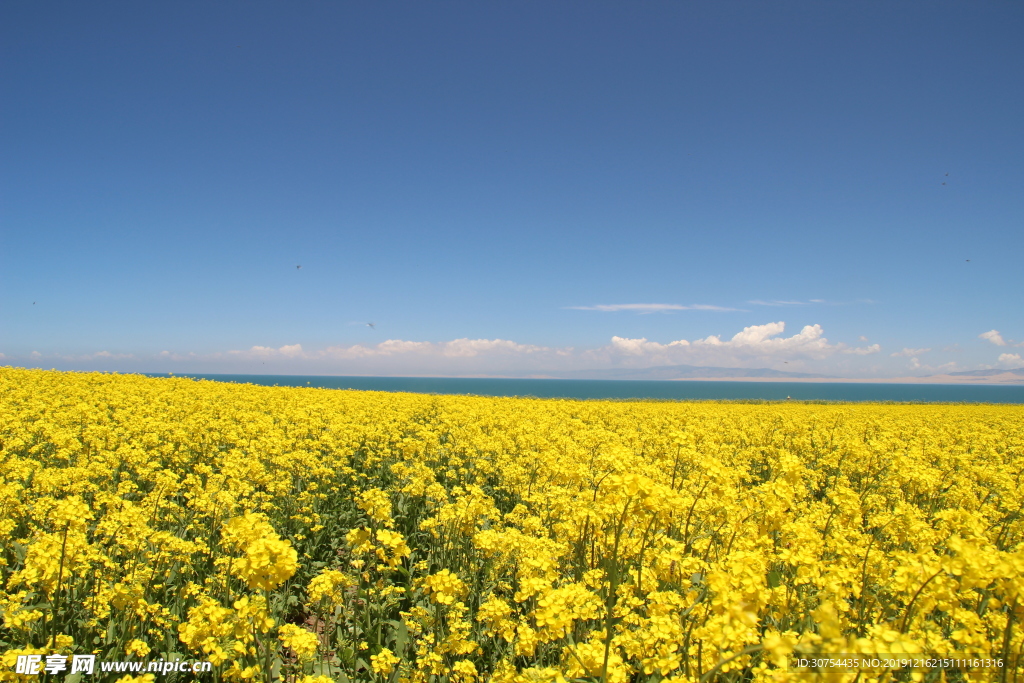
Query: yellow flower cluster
220,512,299,591
279,623,319,662
1,366,1022,682
422,569,468,606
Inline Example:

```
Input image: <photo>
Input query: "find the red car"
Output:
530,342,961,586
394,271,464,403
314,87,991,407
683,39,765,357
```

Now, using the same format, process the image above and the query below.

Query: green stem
263,589,273,683
1000,597,1017,683
45,523,71,645
898,568,943,633
600,494,633,683
698,644,763,683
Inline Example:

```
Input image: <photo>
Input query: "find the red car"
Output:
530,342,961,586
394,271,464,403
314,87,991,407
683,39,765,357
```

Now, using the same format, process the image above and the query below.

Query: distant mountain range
543,364,833,380
515,365,1024,382
948,368,1024,377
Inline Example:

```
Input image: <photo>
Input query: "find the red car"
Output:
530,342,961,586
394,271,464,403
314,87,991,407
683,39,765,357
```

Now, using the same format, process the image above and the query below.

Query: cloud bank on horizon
7,321,1021,378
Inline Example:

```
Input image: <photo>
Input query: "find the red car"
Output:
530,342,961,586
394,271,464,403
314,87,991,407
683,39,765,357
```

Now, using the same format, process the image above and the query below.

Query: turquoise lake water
147,374,1024,403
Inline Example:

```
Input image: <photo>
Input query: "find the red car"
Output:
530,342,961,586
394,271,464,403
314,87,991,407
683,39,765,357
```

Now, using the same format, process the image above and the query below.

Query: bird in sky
366,322,376,329
296,265,302,270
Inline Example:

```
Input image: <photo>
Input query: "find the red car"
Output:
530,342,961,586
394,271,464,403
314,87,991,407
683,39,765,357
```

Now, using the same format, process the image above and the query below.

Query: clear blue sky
2,1,1022,377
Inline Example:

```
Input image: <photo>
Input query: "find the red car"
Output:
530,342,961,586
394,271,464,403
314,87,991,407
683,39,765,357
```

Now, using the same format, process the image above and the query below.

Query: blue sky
2,1,1022,378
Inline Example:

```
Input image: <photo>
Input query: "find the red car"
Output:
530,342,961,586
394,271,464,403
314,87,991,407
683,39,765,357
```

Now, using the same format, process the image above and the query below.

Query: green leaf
12,541,28,564
311,660,344,678
395,621,409,656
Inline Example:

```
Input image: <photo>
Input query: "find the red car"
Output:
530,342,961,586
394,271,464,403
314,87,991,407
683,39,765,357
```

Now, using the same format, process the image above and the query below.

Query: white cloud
279,344,304,358
905,358,956,373
321,345,372,359
0,352,5,359
375,340,432,355
229,338,546,361
226,344,301,359
844,344,880,355
890,347,931,358
729,321,788,345
858,335,869,342
997,353,1023,369
30,351,42,359
318,340,432,359
567,303,738,313
609,336,691,356
601,322,837,363
441,338,544,357
980,330,1007,346
897,358,959,374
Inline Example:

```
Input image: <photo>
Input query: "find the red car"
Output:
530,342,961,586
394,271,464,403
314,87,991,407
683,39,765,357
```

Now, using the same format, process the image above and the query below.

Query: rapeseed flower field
1,367,1022,682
